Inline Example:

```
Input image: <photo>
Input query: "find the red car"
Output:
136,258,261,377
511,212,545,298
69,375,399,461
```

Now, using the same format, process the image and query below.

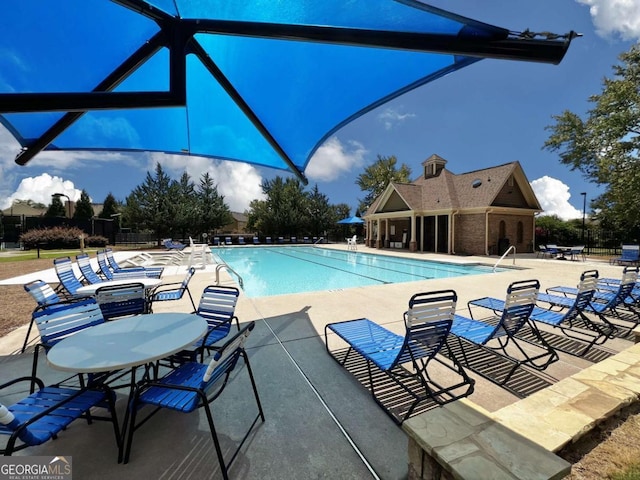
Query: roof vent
472,179,482,188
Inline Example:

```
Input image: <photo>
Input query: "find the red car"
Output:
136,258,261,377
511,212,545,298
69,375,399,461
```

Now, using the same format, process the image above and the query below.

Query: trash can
498,238,510,255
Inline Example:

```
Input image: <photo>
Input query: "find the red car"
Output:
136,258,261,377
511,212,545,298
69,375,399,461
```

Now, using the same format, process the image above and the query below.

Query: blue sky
0,0,638,220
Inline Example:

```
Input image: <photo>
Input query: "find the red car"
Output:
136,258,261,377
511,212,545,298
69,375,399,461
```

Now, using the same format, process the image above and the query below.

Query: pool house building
363,155,542,256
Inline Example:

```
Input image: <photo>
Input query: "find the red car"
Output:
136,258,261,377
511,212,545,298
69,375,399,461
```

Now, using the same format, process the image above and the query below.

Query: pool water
212,246,499,298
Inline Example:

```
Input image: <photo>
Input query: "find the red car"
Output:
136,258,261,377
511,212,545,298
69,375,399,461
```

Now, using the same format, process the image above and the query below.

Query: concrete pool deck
0,245,637,478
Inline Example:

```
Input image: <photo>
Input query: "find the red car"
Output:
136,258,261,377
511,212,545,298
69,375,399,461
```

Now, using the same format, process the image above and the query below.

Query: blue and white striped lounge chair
22,280,64,353
76,253,105,284
97,250,146,281
238,236,246,245
610,245,640,265
123,322,264,479
451,279,558,390
53,256,85,298
325,290,474,424
252,236,260,244
0,376,120,456
224,237,232,245
468,271,609,357
162,238,186,250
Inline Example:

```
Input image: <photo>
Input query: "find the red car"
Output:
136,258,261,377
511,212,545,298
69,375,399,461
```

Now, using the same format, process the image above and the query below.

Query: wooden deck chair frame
325,290,474,425
450,279,558,391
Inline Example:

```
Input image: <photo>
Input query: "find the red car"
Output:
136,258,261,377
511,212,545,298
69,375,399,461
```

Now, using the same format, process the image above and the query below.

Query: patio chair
540,266,638,330
148,267,196,312
0,375,120,456
123,322,264,480
468,271,609,357
238,236,246,245
325,290,475,424
277,236,284,244
253,236,260,244
53,256,85,298
30,298,106,390
266,236,272,244
224,236,232,245
303,236,311,243
162,238,186,250
95,282,148,320
611,244,640,265
450,279,558,389
213,236,220,246
168,285,241,364
568,245,586,262
97,250,145,281
347,235,357,251
76,253,105,284
105,247,163,278
290,236,297,244
22,280,63,353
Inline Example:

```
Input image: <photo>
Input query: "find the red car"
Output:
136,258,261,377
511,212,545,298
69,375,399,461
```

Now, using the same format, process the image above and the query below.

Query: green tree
544,44,640,237
98,193,120,219
45,197,67,217
247,176,308,236
73,189,94,220
174,171,198,239
304,184,333,236
356,155,411,213
196,172,231,236
124,163,178,244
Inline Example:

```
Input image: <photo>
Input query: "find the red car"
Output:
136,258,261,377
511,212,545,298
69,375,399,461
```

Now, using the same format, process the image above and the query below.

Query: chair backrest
558,270,599,322
95,282,147,320
24,280,61,307
238,236,245,244
54,257,84,295
96,250,114,280
621,245,640,261
224,237,232,245
496,279,539,338
32,298,105,347
203,321,255,384
105,248,122,271
197,285,240,333
607,266,639,308
76,253,103,284
399,289,457,367
266,237,272,243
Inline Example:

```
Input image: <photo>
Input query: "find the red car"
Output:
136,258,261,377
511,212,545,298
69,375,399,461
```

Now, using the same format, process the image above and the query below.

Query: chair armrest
148,282,183,295
0,376,45,392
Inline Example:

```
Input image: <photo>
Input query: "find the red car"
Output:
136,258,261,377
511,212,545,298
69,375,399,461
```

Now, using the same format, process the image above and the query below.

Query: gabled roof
365,157,541,216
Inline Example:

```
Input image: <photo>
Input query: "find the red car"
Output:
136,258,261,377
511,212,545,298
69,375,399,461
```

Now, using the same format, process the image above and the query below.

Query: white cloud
151,153,264,212
577,0,640,40
305,136,367,182
0,173,82,210
377,107,416,130
530,176,583,220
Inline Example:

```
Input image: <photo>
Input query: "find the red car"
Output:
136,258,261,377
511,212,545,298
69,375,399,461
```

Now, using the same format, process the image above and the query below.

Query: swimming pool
212,246,499,298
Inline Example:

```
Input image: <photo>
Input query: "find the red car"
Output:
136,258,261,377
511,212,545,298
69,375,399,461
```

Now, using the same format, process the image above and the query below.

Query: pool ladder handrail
212,255,244,289
313,236,324,246
493,245,516,272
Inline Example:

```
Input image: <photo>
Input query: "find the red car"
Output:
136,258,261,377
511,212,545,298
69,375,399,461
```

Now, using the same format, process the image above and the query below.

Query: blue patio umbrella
0,1,577,184
337,216,365,225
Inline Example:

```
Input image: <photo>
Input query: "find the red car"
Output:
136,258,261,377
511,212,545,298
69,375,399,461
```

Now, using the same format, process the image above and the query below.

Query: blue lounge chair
76,253,105,284
325,290,474,424
53,256,85,298
611,245,640,265
541,267,639,330
22,280,64,353
97,250,145,281
252,236,260,244
224,236,232,245
162,238,186,250
450,279,557,390
123,322,264,479
238,236,246,245
266,236,272,244
290,236,297,244
105,248,163,278
469,271,609,357
148,267,196,312
213,236,220,246
0,376,120,456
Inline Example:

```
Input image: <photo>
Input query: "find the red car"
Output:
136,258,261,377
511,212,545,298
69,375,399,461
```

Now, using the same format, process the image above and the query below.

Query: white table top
46,313,208,373
76,278,162,295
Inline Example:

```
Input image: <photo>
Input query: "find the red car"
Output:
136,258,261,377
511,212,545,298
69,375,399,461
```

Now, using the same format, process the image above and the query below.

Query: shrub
20,226,106,249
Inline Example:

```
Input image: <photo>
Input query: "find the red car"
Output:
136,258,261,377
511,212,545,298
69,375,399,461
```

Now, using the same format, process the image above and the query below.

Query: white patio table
46,312,207,462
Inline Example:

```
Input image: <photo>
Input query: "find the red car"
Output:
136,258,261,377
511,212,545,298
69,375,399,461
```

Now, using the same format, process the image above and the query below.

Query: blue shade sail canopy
0,0,577,183
338,216,365,225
